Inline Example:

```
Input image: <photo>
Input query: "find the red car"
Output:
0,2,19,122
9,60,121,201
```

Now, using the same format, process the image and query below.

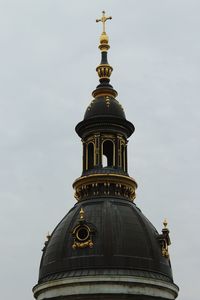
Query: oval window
76,226,90,241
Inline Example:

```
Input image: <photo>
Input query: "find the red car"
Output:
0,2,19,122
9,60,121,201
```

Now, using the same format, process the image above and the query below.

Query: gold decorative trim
94,134,100,166
73,173,137,187
92,90,118,98
79,207,85,220
76,226,90,241
73,173,137,202
87,99,95,111
86,136,95,143
102,134,115,139
72,239,94,249
96,64,113,80
105,96,110,108
159,219,171,258
71,208,95,250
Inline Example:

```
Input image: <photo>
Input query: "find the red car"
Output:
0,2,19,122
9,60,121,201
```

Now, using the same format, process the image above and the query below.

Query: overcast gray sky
0,1,199,299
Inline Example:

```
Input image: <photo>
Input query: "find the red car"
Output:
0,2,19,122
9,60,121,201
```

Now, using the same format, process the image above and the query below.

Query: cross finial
96,10,112,33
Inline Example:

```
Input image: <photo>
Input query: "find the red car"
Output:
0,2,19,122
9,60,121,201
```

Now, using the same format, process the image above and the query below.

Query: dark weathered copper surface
84,96,126,120
39,197,173,283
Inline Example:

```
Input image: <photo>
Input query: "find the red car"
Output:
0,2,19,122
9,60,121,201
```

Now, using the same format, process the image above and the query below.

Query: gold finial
96,11,112,52
163,218,168,228
161,218,171,258
46,231,51,241
96,10,112,34
42,231,51,251
80,207,85,220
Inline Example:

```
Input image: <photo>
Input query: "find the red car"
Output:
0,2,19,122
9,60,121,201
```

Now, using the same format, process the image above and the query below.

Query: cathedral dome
34,12,179,300
39,198,173,284
84,95,126,120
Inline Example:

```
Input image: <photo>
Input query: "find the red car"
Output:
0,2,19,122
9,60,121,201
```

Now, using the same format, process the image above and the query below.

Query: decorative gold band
96,64,113,79
73,173,137,202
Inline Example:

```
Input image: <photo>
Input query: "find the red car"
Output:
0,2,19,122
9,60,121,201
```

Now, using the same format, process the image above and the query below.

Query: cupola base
33,274,179,300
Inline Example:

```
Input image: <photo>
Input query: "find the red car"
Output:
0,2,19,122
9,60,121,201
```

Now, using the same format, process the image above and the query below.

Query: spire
94,11,116,98
73,11,136,202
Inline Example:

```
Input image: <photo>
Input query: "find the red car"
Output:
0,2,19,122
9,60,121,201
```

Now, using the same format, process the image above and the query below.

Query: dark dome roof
39,198,173,284
84,96,126,120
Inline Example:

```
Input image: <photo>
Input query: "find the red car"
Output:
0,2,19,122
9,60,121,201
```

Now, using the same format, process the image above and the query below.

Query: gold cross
96,11,112,33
